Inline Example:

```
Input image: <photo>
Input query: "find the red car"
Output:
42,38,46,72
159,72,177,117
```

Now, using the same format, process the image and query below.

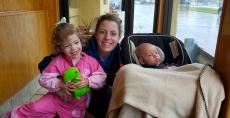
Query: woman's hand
56,81,73,102
65,82,78,92
67,77,89,88
58,77,89,92
61,78,89,90
75,78,89,88
56,89,72,103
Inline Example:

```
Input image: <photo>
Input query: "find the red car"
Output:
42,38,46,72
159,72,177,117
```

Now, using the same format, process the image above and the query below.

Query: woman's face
61,33,82,59
95,20,120,56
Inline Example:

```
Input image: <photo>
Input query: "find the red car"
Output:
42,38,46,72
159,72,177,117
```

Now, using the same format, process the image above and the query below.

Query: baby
135,43,167,68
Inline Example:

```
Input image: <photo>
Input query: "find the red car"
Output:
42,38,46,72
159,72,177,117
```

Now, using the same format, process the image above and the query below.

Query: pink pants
10,92,87,118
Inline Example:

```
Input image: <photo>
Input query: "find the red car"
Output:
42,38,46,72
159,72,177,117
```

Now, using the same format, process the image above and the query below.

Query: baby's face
139,45,161,66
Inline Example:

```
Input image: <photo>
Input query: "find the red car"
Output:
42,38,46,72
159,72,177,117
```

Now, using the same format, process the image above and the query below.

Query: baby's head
135,43,163,66
52,23,82,59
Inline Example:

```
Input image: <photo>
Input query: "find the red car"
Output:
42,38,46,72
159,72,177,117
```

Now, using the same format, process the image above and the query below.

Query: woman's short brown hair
95,14,122,37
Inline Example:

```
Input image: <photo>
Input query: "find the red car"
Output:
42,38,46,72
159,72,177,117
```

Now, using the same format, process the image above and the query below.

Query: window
171,0,223,59
133,0,156,33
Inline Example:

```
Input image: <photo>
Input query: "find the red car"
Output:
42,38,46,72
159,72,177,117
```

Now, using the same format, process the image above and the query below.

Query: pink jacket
39,52,106,92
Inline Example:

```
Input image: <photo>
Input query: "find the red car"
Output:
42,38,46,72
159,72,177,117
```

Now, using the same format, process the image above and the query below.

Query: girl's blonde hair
52,23,78,54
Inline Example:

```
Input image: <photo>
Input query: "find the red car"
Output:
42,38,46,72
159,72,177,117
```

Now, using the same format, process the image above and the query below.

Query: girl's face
61,33,82,59
95,20,120,56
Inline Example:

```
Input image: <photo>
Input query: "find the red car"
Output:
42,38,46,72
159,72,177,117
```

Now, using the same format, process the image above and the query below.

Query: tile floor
29,87,48,102
0,87,48,118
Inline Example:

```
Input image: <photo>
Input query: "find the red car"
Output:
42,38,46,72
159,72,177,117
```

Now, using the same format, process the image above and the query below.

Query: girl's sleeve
39,58,62,92
88,58,107,89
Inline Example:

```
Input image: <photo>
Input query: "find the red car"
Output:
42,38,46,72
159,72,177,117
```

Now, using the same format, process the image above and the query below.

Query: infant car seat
120,33,192,66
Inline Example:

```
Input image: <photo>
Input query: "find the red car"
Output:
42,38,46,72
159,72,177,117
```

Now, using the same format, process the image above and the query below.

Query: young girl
6,23,106,118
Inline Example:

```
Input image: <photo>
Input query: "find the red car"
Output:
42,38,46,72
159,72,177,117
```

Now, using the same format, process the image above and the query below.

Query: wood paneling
0,1,4,11
39,0,59,52
214,0,230,117
222,1,230,36
0,11,49,104
156,0,165,32
0,0,59,105
0,0,39,11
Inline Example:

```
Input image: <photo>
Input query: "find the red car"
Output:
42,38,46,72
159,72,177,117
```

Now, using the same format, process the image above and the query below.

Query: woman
84,14,122,118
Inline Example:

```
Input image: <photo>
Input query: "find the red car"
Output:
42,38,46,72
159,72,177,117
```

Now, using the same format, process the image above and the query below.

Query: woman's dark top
83,35,121,118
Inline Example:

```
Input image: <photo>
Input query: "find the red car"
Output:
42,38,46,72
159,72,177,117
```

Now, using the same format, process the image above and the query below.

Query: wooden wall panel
0,1,4,11
214,0,230,117
0,0,39,11
39,0,59,52
156,0,165,32
0,11,49,104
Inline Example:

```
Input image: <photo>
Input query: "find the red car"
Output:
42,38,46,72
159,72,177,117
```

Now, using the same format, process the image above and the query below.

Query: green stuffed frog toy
63,67,90,99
